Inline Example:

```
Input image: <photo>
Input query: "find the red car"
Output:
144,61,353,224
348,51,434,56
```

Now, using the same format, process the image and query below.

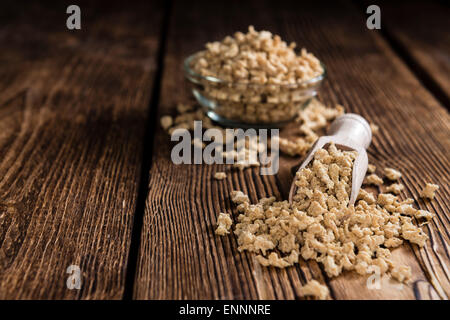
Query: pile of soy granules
215,143,438,299
159,97,439,300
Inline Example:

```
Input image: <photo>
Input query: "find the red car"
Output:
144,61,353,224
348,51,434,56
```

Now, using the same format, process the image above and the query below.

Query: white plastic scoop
289,113,372,205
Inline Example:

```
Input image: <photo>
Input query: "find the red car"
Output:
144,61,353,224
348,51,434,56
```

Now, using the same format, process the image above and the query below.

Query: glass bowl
184,52,326,129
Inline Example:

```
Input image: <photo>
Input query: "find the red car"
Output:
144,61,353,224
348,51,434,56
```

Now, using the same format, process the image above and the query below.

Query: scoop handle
327,113,372,150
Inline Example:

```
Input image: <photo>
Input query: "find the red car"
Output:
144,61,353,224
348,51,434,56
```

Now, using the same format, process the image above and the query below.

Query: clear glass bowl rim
184,51,326,88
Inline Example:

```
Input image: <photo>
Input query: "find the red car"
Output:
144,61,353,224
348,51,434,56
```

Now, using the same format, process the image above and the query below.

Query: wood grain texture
378,0,450,103
0,1,162,299
135,0,449,300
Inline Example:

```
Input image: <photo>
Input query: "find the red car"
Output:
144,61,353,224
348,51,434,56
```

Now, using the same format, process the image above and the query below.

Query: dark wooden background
0,0,448,299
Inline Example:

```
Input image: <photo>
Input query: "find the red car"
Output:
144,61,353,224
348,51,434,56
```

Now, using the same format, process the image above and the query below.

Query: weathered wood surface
0,1,162,299
0,0,448,300
379,0,450,105
135,0,449,299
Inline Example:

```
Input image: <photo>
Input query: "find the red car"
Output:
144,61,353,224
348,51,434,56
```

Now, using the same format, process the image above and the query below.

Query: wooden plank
0,1,163,299
378,0,450,104
135,0,450,299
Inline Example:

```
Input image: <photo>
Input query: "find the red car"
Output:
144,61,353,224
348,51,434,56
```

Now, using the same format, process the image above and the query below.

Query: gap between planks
123,0,174,300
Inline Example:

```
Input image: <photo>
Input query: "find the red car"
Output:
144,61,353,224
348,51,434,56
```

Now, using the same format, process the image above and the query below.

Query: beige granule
256,252,291,268
300,280,329,300
378,193,397,206
233,161,260,171
231,190,250,204
401,219,428,247
415,210,434,222
391,265,412,283
357,189,376,204
370,123,379,134
384,237,403,248
364,174,384,186
192,137,206,149
419,183,439,200
219,143,431,284
367,164,376,173
384,168,402,181
214,172,227,180
160,115,173,130
215,212,233,236
385,183,404,194
233,147,261,170
176,103,194,114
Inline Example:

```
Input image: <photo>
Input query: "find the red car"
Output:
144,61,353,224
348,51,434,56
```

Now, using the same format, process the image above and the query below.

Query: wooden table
0,0,448,300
